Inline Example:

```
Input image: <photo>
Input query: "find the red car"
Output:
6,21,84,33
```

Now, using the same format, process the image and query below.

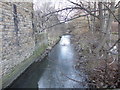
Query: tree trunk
118,3,120,87
94,2,115,54
98,2,104,32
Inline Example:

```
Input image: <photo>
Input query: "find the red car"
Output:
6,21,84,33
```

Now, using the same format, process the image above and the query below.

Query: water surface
9,35,87,88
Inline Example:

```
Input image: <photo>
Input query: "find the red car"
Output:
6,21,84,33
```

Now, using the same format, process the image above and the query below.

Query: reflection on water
8,35,88,88
38,35,87,88
60,35,71,46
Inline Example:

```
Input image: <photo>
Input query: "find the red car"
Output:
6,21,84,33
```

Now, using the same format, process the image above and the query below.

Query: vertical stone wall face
0,2,2,89
0,2,35,88
34,11,66,47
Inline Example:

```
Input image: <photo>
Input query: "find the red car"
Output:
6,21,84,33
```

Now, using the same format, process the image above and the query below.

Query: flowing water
8,35,88,88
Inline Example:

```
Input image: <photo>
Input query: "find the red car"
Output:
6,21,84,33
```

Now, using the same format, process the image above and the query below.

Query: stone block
1,2,35,88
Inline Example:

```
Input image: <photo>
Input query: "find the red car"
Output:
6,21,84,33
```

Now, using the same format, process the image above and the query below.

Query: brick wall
0,2,35,88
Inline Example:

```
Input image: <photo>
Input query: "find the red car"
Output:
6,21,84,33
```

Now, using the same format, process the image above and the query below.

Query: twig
41,13,91,31
42,7,81,18
108,39,120,51
102,2,120,24
109,58,116,65
115,1,120,8
61,72,96,86
41,7,109,31
67,0,99,19
42,4,111,19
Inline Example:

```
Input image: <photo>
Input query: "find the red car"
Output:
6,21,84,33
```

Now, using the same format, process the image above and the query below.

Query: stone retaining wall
0,2,36,88
0,2,64,89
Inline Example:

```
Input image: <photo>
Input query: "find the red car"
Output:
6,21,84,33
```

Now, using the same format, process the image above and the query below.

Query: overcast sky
33,0,75,10
33,0,119,21
33,0,119,10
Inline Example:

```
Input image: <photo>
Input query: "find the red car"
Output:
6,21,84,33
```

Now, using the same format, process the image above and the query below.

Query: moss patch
112,32,118,35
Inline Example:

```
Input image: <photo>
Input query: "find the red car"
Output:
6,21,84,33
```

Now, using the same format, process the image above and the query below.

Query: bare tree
33,0,120,88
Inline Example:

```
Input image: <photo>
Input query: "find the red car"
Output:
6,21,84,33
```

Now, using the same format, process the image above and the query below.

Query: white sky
33,0,75,10
33,0,119,21
33,0,119,10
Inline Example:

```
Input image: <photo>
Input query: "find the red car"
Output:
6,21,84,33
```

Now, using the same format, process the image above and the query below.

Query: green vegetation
112,32,118,35
33,43,48,57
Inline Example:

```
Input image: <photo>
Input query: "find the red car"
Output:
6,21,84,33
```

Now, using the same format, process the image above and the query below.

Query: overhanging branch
67,0,99,19
41,13,93,31
102,2,120,24
42,7,81,18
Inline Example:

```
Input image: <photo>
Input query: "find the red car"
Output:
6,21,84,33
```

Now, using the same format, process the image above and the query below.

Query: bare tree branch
61,72,96,86
64,9,74,21
67,0,99,19
42,7,81,18
102,2,120,24
115,1,120,8
41,12,94,31
108,38,120,51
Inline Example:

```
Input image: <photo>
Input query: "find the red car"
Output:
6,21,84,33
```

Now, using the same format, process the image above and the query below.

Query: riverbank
35,38,60,62
71,32,119,88
5,35,88,88
3,38,60,89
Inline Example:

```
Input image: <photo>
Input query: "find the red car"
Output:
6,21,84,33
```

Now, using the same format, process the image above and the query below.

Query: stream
7,35,88,88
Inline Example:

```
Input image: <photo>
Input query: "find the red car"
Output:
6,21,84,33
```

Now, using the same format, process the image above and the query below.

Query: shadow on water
7,57,49,88
6,35,88,89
